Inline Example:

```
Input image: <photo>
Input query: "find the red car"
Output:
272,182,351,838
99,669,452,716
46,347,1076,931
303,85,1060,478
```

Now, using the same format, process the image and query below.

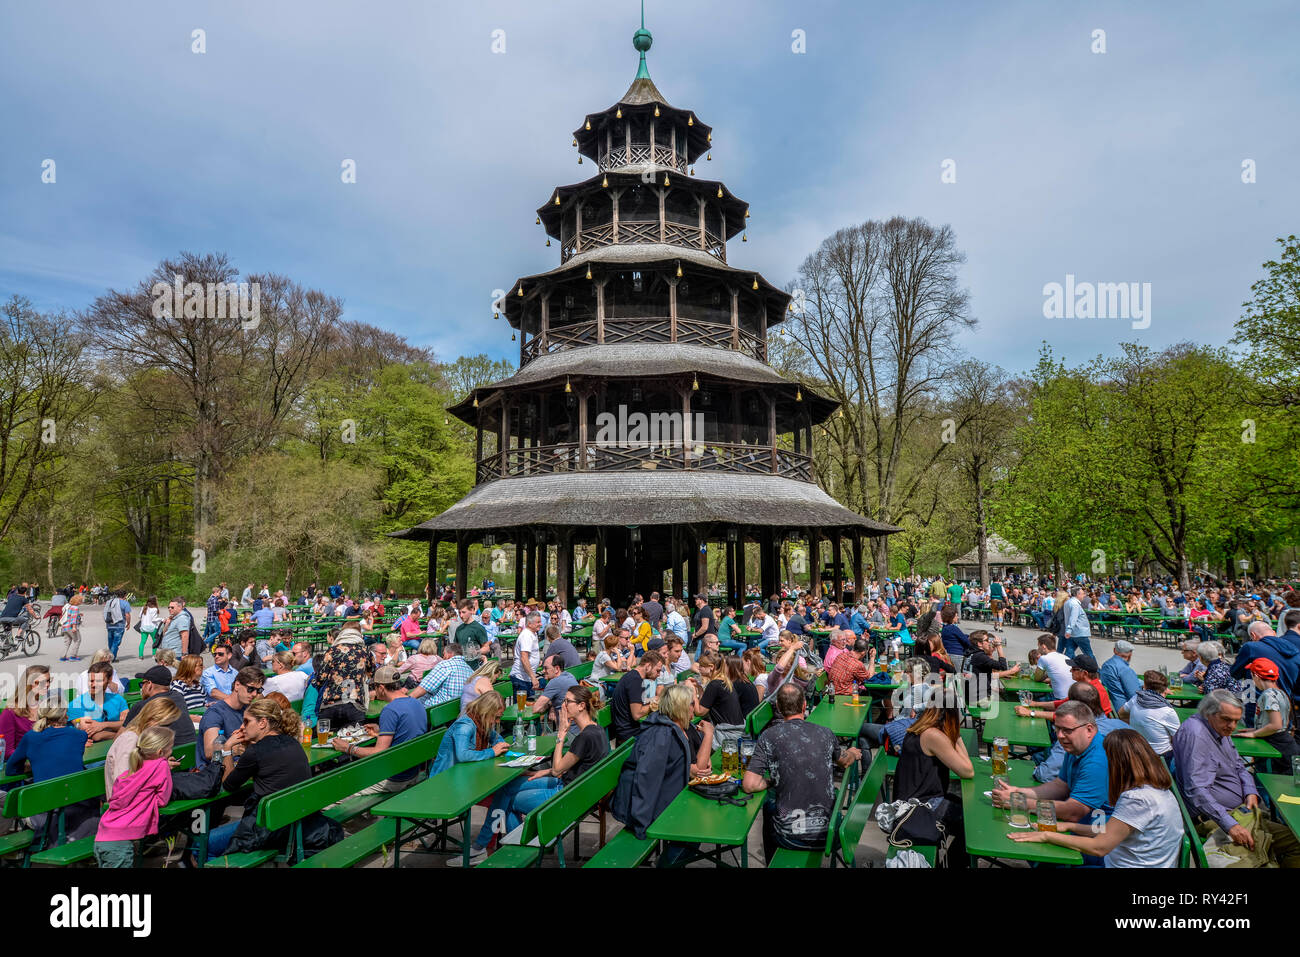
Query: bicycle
0,610,42,660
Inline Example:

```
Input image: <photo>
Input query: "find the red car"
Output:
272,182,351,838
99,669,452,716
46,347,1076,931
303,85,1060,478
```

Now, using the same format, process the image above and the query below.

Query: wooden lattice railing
473,441,812,483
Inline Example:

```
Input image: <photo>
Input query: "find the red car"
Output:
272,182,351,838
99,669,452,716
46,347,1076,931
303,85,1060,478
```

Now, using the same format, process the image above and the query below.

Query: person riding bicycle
0,585,38,636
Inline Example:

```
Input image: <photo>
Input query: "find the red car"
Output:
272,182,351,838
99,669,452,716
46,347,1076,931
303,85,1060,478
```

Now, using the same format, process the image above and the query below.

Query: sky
2,0,1297,375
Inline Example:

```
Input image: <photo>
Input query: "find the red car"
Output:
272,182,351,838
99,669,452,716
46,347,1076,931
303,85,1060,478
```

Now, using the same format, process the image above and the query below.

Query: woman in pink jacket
93,726,175,867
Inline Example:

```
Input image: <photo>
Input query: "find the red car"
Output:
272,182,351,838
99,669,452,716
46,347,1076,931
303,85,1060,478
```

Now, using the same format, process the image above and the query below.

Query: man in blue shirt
939,605,974,659
252,603,275,632
1098,640,1142,709
332,665,425,793
292,641,315,676
848,604,869,637
198,667,262,761
201,643,238,703
994,700,1108,826
69,662,129,743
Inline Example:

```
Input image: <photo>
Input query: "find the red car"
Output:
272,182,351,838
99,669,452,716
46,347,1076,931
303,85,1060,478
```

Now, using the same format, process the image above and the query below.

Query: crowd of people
2,570,1299,869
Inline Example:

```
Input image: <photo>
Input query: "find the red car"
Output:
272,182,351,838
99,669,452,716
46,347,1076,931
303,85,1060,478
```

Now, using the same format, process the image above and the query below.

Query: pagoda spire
633,0,653,79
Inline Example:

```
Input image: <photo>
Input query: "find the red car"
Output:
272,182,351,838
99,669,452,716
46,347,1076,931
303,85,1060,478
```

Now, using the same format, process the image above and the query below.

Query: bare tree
790,217,975,583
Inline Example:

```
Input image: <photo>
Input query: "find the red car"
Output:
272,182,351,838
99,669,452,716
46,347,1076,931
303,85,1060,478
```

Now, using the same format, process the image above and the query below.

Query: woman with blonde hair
105,697,181,798
94,726,175,867
399,637,441,681
0,664,50,757
436,691,508,864
452,658,498,714
264,650,309,702
170,654,205,711
58,593,84,661
205,697,308,860
154,647,179,676
75,648,124,696
742,648,769,697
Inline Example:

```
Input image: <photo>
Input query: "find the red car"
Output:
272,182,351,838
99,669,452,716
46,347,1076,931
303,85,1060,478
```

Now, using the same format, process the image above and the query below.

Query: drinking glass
316,718,331,746
739,738,756,771
1018,690,1032,707
1291,755,1300,789
517,691,528,711
1008,792,1031,829
1036,799,1057,832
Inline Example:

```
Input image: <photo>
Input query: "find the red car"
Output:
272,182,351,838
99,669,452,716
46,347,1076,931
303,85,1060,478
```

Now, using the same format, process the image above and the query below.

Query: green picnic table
372,735,556,867
960,759,1083,866
1257,774,1300,843
999,677,1051,695
83,739,112,764
807,697,870,738
644,755,763,867
974,706,1051,749
1163,686,1203,703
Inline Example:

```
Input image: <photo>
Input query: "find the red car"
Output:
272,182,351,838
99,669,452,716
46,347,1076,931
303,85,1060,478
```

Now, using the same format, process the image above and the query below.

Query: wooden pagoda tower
393,16,897,608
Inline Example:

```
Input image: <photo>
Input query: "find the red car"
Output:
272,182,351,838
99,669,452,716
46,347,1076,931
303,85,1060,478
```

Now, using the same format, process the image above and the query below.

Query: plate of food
689,772,732,787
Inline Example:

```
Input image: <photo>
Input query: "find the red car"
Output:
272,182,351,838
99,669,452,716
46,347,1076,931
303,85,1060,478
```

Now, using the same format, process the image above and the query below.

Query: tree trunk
974,478,989,588
47,523,55,588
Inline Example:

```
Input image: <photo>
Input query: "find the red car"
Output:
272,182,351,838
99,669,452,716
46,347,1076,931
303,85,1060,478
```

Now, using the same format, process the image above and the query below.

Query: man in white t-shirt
1117,669,1181,757
510,611,542,700
752,609,780,650
1033,633,1074,698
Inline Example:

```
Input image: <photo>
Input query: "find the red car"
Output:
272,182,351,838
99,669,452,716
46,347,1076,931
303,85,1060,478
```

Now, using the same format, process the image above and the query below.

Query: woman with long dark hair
893,691,973,861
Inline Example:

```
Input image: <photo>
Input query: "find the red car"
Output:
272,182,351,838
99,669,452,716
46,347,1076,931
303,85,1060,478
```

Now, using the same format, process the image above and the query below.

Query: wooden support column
809,529,821,599
682,387,692,469
594,530,606,604
455,534,469,602
498,401,508,477
540,296,550,353
427,535,439,602
698,198,707,250
611,190,621,243
768,395,777,474
596,280,606,343
668,275,678,342
625,124,631,165
696,536,708,599
724,534,736,611
557,533,572,611
475,425,483,476
759,301,768,361
730,289,740,349
578,390,588,470
851,533,864,607
658,187,666,243
649,118,655,161
513,530,524,600
831,534,844,605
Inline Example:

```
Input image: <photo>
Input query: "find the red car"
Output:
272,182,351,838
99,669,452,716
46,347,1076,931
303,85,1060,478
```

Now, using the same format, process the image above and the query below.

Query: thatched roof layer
390,472,900,538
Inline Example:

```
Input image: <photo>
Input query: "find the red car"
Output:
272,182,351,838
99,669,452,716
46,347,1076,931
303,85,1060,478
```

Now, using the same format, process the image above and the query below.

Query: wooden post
557,533,572,611
851,533,864,607
759,528,775,603
682,387,692,469
668,275,678,342
768,395,777,474
612,189,621,244
578,391,588,470
427,535,438,602
759,300,768,362
698,197,707,250
730,289,740,350
455,535,469,602
724,533,736,611
687,531,701,599
831,535,844,605
574,203,583,254
513,530,524,601
809,529,821,599
658,187,666,243
625,124,631,165
499,401,508,477
669,525,679,600
649,118,655,161
596,280,606,343
540,296,550,353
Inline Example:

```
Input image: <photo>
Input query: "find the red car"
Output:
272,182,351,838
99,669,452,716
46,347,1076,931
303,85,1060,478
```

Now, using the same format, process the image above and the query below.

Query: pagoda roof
537,172,748,240
503,244,790,326
448,342,837,423
949,535,1033,567
389,471,901,538
573,83,713,165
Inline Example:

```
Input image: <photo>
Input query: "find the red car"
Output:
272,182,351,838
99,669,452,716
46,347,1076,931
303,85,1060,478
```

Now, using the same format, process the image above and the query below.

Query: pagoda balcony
598,143,687,173
520,315,765,363
560,220,726,263
474,441,812,485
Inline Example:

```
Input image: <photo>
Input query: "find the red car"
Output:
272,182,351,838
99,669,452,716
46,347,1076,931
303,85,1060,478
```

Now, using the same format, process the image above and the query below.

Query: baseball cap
135,665,173,686
1066,653,1099,672
1246,659,1279,680
373,665,403,685
1114,640,1135,655
647,637,667,651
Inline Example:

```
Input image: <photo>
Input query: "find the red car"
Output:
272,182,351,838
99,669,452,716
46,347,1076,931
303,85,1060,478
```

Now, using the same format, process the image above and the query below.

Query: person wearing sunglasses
197,666,264,762
205,698,309,860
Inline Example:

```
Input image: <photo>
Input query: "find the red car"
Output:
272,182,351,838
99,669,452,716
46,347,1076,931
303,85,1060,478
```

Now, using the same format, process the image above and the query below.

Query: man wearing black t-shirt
610,651,664,744
691,594,716,654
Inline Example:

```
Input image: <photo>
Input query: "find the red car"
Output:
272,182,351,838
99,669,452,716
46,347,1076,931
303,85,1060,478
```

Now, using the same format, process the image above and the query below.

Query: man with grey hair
992,700,1108,824
1172,689,1300,866
1060,587,1094,659
509,611,543,699
1176,639,1205,684
1099,639,1141,708
1231,609,1300,699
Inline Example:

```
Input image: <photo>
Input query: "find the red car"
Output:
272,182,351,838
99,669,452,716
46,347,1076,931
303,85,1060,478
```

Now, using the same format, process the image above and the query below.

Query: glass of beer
316,718,331,746
516,691,528,712
723,741,740,778
1036,799,1057,832
739,738,755,771
991,737,1009,776
1008,791,1031,829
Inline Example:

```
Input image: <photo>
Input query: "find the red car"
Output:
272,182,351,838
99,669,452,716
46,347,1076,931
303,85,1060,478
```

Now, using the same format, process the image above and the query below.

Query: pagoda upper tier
573,73,712,174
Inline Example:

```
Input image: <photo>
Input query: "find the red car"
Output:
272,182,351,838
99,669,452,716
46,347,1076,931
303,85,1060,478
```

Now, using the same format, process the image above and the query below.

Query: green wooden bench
767,772,852,867
1173,786,1208,868
206,729,445,868
744,700,773,738
582,827,656,868
837,747,888,867
568,661,594,682
479,738,634,868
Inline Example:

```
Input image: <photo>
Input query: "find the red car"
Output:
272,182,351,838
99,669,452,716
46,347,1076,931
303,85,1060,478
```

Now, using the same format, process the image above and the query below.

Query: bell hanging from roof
565,377,572,393
572,137,577,147
654,105,660,117
752,276,759,290
742,233,747,242
585,118,591,130
473,396,479,408
689,167,695,175
546,238,551,247
745,208,751,218
717,186,723,198
676,261,682,278
535,215,541,225
707,131,712,142
511,331,516,341
688,115,694,126
616,107,622,119
586,265,593,280
707,152,712,161
796,387,803,402
554,193,561,205
602,174,609,187
663,174,670,186
493,310,499,318
518,284,524,296
692,375,699,391
578,156,583,164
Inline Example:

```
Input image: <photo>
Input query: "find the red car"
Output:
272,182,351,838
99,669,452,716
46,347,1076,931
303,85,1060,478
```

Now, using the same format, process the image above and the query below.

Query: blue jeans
718,636,746,654
475,775,564,847
1029,611,1049,630
205,819,240,859
511,676,535,701
1058,633,1094,659
106,625,125,659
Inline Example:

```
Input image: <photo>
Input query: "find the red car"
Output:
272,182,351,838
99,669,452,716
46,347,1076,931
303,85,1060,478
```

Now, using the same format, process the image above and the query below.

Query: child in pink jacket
94,726,175,868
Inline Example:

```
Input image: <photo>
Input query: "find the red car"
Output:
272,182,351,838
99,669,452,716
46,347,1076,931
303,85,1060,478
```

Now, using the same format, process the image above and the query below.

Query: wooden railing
560,220,727,264
474,442,812,483
599,144,686,172
520,316,765,364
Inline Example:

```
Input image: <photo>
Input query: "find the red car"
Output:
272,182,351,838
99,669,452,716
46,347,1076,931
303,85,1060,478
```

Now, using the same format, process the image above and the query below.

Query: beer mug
517,691,528,711
1037,799,1057,832
739,738,756,771
316,718,331,746
1018,690,1032,707
1008,791,1031,829
991,736,1009,776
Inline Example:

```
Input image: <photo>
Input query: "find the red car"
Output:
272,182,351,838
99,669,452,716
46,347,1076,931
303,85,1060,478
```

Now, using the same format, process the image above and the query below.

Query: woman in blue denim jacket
433,691,508,864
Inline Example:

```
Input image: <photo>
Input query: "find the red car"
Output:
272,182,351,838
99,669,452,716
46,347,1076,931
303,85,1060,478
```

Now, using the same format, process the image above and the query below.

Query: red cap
1246,658,1280,680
